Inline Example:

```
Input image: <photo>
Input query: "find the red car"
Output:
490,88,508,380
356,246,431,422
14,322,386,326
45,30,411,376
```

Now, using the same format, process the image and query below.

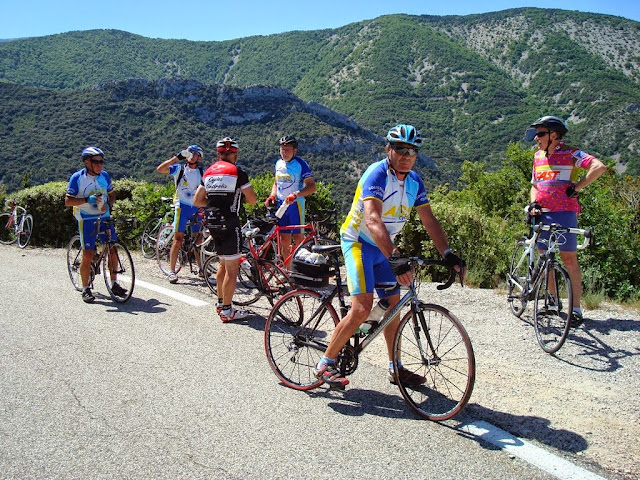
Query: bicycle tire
264,289,338,390
17,215,33,248
67,235,94,291
507,239,529,317
534,263,573,354
393,303,475,421
156,224,180,275
140,217,162,259
0,213,17,245
202,252,220,295
260,260,294,306
232,257,263,306
102,242,135,303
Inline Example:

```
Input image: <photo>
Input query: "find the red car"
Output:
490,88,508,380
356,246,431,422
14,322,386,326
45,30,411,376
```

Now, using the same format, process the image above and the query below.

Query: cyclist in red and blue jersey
524,116,606,326
264,135,316,265
315,124,466,388
157,144,205,283
65,147,126,303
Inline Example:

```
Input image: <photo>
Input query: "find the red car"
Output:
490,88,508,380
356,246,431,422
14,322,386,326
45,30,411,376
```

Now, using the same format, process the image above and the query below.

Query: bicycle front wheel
103,242,135,303
534,263,573,354
67,235,85,291
393,304,475,421
0,213,17,244
265,289,338,390
17,215,33,248
507,239,529,317
140,217,162,259
156,224,180,275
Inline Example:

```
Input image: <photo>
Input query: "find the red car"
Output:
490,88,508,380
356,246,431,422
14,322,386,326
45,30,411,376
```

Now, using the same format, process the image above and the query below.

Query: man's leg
169,232,185,272
324,293,373,359
280,232,293,264
560,250,582,309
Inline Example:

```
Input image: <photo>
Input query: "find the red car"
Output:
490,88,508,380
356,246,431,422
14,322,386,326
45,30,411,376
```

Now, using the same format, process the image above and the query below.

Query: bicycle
66,218,135,303
202,224,294,306
506,221,593,353
155,209,215,278
264,244,475,421
139,197,175,259
0,201,34,248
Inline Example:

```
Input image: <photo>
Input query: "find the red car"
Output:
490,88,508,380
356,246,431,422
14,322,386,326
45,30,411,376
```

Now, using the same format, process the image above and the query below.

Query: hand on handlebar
264,195,276,208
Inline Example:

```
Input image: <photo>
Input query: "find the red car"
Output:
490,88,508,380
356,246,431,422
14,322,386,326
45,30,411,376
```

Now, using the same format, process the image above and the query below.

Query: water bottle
275,202,288,219
358,298,390,334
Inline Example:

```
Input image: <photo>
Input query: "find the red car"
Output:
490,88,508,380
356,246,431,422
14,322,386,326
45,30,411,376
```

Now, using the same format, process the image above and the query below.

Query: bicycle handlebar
378,258,461,292
533,223,593,250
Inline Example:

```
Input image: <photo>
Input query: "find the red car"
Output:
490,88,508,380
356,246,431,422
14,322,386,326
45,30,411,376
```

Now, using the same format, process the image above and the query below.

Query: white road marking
124,276,210,306
459,420,606,480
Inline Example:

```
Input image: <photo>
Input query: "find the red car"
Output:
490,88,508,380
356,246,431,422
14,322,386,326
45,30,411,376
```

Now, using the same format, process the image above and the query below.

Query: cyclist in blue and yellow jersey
65,146,126,303
524,115,606,326
157,144,205,283
315,124,466,388
264,135,316,265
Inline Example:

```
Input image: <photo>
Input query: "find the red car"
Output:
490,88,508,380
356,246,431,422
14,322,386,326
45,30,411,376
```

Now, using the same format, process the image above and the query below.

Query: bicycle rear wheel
534,263,573,354
103,242,135,303
156,224,180,275
17,215,33,248
507,239,529,317
66,235,94,291
202,252,220,295
140,217,162,259
393,304,475,421
265,289,338,390
0,213,17,244
233,257,263,306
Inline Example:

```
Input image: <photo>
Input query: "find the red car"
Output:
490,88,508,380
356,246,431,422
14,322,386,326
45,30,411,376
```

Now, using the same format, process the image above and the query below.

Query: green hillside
1,7,639,195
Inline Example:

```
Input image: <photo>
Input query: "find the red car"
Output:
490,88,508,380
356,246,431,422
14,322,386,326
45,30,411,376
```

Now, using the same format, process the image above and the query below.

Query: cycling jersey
202,160,251,215
341,159,429,245
66,168,113,220
532,142,595,214
169,163,202,206
274,156,312,211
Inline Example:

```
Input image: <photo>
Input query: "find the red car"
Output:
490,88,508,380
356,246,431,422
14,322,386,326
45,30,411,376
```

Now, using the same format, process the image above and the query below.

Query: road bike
0,201,34,248
202,224,294,306
264,244,475,421
506,222,592,353
66,218,135,303
139,197,175,259
155,209,215,277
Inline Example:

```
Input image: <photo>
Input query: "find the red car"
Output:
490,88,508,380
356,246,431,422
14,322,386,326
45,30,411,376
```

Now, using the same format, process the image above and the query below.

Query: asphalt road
0,246,613,479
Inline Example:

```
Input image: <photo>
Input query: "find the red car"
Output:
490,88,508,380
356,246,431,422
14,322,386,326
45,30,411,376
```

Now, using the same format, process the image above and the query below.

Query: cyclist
524,116,606,326
264,135,316,265
194,137,257,322
65,147,127,303
156,144,205,283
315,124,465,387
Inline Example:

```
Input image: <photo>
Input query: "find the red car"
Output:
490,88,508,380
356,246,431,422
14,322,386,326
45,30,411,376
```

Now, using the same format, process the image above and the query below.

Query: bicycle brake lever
436,266,457,290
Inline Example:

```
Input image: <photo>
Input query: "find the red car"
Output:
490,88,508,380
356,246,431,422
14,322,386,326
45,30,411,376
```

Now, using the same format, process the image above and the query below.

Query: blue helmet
187,144,204,157
81,146,104,160
386,124,422,147
524,116,568,141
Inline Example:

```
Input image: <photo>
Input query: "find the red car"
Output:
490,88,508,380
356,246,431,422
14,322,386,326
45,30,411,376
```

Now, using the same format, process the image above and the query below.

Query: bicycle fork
413,302,441,367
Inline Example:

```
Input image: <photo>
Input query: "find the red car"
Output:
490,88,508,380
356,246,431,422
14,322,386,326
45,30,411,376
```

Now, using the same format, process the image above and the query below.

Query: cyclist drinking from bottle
314,124,466,388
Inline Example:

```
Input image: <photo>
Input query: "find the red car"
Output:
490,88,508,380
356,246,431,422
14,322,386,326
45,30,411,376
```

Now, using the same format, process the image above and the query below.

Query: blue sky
2,0,638,42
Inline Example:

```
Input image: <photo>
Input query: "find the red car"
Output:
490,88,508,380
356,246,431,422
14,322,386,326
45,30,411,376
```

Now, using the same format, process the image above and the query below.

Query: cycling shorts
173,203,201,234
536,211,578,252
78,218,117,250
342,239,399,297
277,201,304,235
212,220,242,259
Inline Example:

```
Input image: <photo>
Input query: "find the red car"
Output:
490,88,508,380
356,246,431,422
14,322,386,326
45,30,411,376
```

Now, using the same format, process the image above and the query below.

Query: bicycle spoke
534,263,572,354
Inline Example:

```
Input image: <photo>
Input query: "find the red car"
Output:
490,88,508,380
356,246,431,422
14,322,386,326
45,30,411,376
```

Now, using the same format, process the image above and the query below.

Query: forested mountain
1,8,639,196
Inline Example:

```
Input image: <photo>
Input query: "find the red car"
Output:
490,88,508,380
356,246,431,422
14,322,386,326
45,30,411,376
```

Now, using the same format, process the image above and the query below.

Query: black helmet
278,135,298,148
524,116,568,141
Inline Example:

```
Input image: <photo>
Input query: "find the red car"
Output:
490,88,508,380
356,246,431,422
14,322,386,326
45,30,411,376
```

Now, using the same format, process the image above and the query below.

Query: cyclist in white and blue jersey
264,135,316,265
65,146,126,303
315,124,466,388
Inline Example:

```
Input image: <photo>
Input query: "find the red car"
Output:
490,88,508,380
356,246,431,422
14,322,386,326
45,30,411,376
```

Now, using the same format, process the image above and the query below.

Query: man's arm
415,203,451,255
298,177,316,198
242,185,258,205
194,185,208,207
575,158,606,192
157,155,179,174
363,198,397,258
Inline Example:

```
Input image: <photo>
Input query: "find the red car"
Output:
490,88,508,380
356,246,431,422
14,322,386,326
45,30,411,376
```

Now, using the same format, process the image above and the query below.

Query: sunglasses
390,145,419,156
535,131,549,138
90,157,104,164
217,147,238,154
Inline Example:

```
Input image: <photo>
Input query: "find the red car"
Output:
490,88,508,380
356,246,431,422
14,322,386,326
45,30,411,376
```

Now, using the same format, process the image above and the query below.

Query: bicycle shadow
458,403,589,454
89,294,169,315
554,317,640,372
308,386,411,419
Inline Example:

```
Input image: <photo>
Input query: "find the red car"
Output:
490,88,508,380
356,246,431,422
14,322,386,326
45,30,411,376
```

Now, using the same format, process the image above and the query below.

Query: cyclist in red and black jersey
194,137,257,322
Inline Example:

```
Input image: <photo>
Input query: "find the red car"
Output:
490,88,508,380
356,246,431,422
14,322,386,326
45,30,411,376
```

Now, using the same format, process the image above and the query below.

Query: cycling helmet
187,144,204,157
524,116,568,141
81,146,104,160
278,135,298,148
386,124,422,147
216,137,239,151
